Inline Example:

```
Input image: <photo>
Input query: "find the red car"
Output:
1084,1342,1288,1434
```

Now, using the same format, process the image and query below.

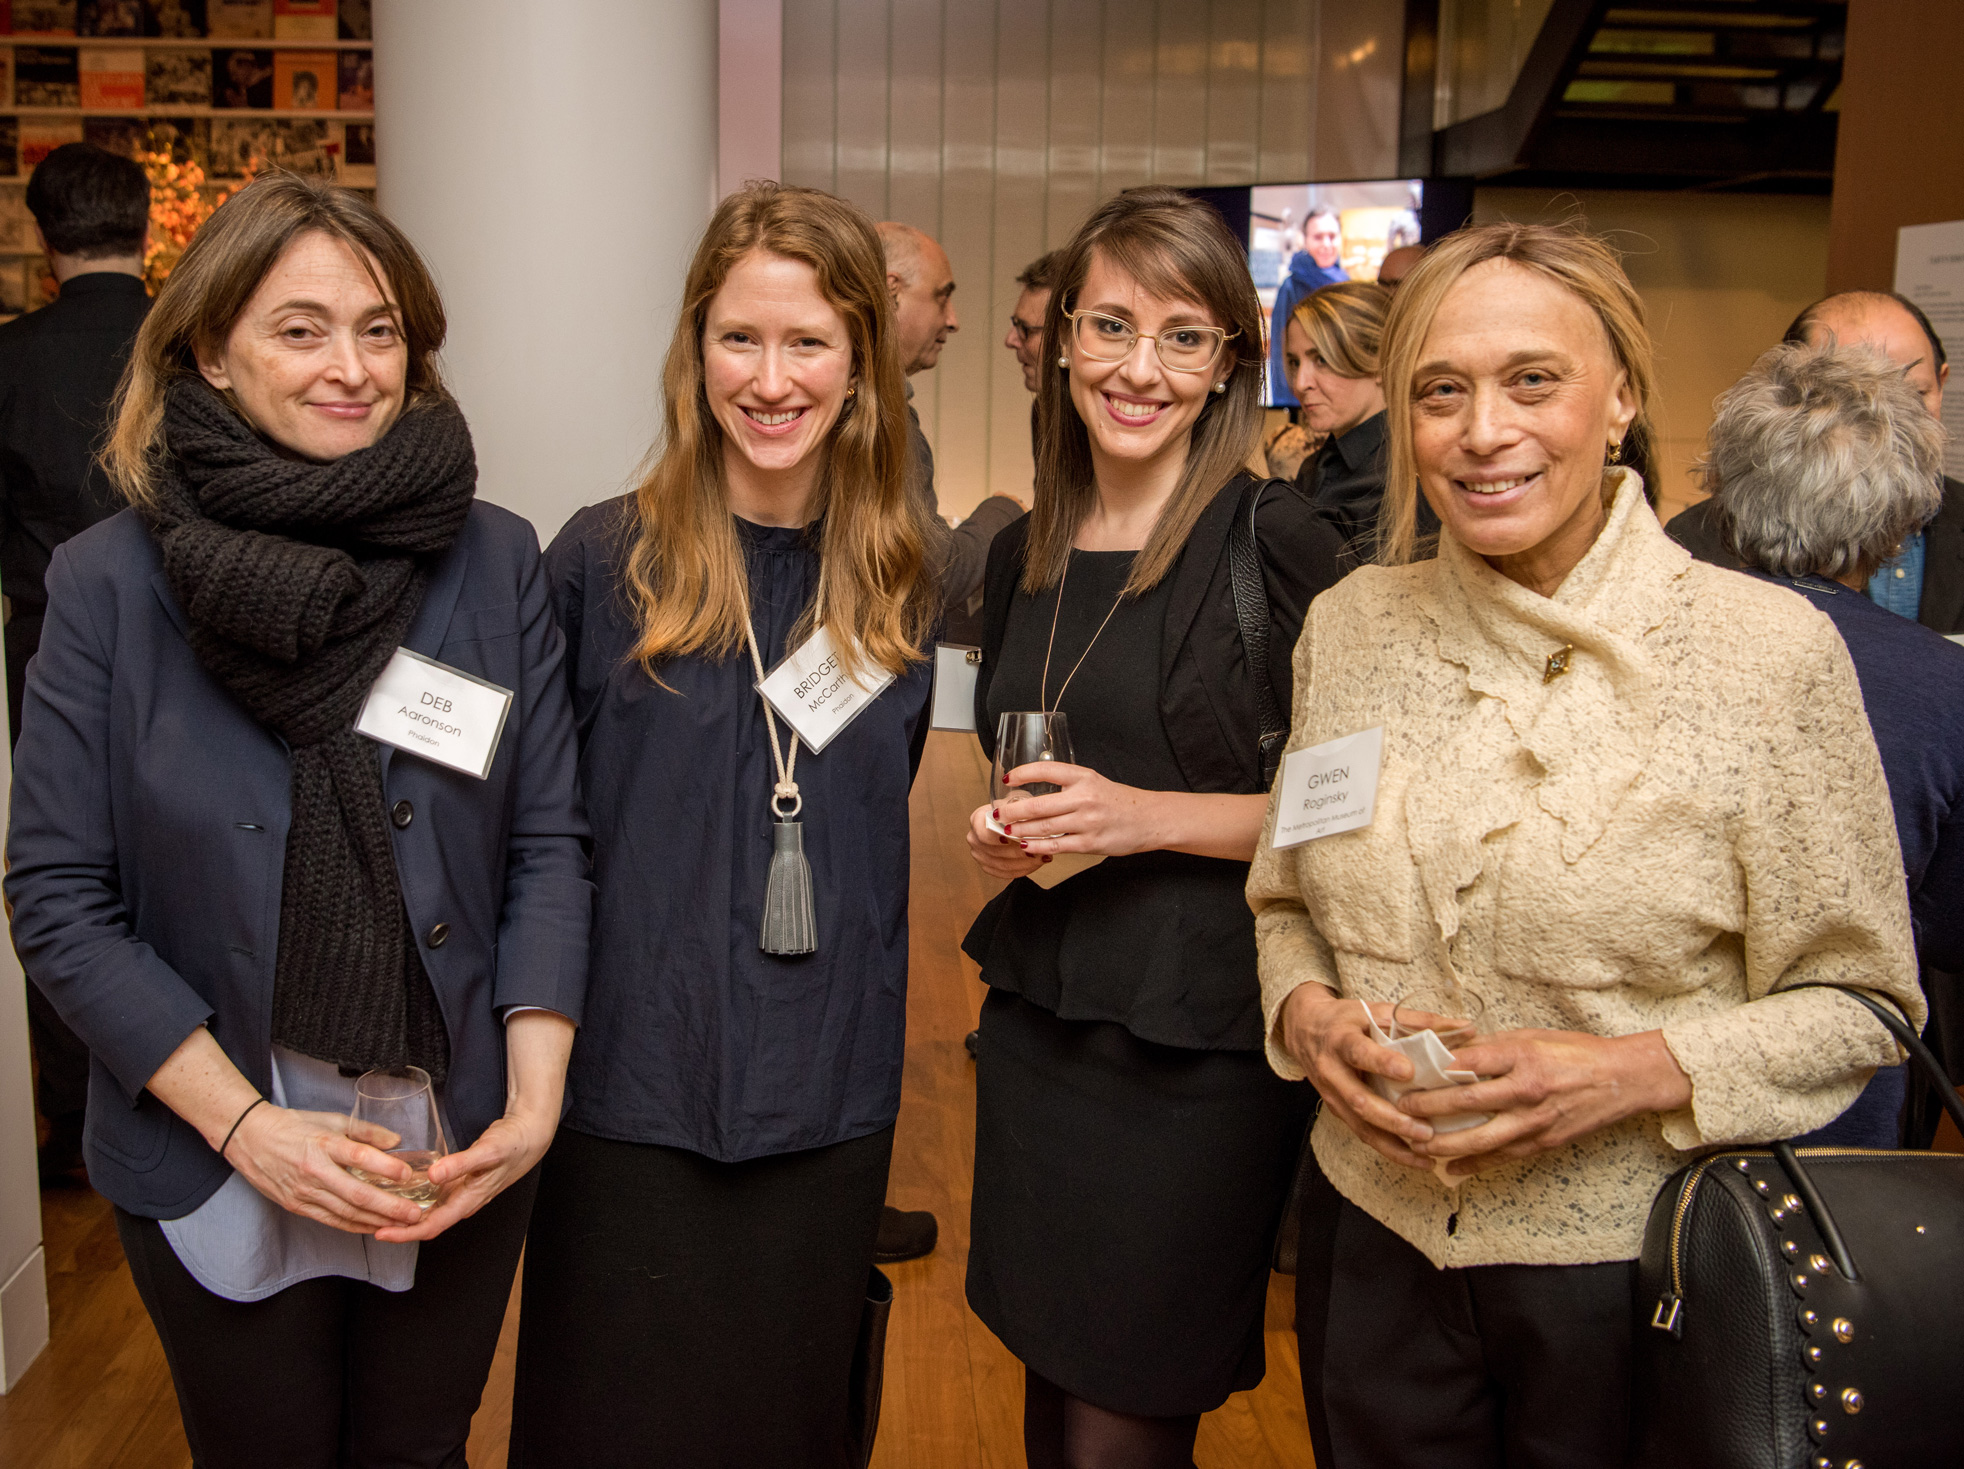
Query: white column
374,0,720,543
0,670,49,1393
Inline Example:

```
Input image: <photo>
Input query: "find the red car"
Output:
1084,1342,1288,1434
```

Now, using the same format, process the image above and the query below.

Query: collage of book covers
0,0,375,318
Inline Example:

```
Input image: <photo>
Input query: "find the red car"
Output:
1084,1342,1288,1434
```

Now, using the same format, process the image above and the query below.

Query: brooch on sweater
1543,644,1574,684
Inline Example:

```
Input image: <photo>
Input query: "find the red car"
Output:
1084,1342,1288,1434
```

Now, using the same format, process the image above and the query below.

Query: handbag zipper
1650,1146,1927,1340
1652,1153,1722,1338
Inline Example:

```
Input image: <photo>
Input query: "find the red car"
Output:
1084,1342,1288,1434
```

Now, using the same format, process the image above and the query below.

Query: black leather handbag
1633,986,1964,1469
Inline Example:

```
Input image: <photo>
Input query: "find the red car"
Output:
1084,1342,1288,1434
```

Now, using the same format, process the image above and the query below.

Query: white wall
1475,188,1832,521
375,0,721,544
779,0,1406,516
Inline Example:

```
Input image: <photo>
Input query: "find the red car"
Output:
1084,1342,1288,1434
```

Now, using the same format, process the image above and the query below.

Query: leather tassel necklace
744,606,817,955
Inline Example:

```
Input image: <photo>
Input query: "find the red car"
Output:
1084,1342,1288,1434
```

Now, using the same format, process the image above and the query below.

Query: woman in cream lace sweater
1246,223,1923,1468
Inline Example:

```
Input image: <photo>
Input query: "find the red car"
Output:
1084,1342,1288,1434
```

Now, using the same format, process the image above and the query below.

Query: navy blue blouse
546,499,933,1162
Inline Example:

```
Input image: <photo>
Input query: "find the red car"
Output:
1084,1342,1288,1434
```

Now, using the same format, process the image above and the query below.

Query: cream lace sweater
1247,472,1924,1269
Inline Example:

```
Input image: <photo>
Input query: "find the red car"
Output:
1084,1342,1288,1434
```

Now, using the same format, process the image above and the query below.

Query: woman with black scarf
5,173,592,1468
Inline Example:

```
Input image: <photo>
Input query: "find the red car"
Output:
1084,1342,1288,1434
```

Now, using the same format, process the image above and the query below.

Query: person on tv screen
1268,205,1348,409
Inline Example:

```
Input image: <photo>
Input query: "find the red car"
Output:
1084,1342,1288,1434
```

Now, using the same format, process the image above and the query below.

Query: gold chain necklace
1038,550,1128,720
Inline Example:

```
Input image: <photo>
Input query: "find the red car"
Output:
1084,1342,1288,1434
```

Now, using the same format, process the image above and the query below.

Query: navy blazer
5,502,593,1219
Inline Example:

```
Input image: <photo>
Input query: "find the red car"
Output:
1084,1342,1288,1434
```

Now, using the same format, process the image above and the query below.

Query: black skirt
511,1123,893,1469
966,990,1315,1416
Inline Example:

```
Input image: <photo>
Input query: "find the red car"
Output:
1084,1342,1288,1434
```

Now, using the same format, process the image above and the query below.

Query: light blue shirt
1868,529,1926,620
159,1048,425,1302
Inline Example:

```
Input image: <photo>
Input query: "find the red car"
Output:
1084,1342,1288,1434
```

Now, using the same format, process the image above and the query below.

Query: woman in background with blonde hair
1249,222,1920,1465
511,182,936,1468
1282,278,1427,558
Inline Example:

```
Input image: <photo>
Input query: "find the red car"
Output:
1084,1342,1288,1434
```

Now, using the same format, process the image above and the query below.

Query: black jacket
0,272,150,616
1666,477,1964,634
976,473,1346,793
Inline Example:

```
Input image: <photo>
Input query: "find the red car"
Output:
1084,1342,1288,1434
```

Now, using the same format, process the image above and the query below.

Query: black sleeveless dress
963,544,1315,1417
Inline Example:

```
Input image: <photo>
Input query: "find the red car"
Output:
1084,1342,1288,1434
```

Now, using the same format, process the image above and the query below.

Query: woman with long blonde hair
511,182,935,1468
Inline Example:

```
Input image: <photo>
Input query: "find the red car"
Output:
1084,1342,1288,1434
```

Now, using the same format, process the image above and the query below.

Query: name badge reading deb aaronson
354,647,515,780
1269,726,1384,850
755,625,897,754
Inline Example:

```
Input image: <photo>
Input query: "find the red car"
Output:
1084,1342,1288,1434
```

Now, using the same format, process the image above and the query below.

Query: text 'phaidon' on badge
355,647,515,780
1269,725,1384,850
755,625,897,754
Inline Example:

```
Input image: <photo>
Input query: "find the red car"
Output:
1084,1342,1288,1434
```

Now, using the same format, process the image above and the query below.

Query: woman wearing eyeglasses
960,187,1345,1468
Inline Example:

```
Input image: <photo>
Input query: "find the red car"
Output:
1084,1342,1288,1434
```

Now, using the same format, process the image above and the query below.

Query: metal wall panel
779,0,1404,512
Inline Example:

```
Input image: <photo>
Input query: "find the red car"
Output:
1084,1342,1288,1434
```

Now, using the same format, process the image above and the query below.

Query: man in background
1004,248,1061,464
0,141,153,1183
1376,243,1423,292
1004,249,1060,396
879,221,1024,647
873,222,1023,1264
1668,289,1963,634
1267,204,1347,409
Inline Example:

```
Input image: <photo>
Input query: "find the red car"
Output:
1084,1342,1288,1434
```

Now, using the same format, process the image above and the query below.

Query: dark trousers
1296,1164,1636,1469
115,1167,538,1469
512,1123,893,1469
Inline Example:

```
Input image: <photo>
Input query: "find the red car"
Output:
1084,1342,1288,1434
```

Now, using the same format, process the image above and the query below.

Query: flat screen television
1188,177,1474,406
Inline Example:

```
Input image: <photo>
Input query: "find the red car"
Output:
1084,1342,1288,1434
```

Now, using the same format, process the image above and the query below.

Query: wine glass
345,1066,449,1210
1390,986,1486,1057
992,712,1075,830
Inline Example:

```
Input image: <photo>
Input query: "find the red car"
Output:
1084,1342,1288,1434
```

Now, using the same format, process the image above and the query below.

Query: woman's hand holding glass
1278,982,1695,1179
1396,1027,1691,1179
225,1100,431,1235
981,760,1165,858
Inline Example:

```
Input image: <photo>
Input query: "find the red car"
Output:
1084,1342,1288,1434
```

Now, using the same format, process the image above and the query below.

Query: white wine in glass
992,711,1075,828
346,1065,449,1210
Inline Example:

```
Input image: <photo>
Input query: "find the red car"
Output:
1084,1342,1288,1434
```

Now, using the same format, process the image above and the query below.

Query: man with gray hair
878,220,1024,648
1669,289,1963,633
1697,338,1964,1147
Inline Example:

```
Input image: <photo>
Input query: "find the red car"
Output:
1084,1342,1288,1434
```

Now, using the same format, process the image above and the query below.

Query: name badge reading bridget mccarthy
1269,726,1384,850
354,648,515,780
755,626,896,754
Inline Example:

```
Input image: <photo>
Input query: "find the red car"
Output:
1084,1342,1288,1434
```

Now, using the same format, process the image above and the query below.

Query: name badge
1269,726,1384,850
755,625,896,754
1949,634,1964,648
929,644,981,732
354,647,514,780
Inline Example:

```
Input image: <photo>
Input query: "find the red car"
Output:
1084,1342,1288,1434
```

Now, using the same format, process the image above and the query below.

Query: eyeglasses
1064,310,1237,374
1007,315,1042,342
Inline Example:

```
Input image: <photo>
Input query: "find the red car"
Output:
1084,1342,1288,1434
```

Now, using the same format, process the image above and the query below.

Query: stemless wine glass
345,1065,449,1210
992,712,1075,826
1389,986,1486,1056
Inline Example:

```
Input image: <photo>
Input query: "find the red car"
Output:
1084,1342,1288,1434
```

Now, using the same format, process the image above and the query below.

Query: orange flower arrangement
136,126,263,292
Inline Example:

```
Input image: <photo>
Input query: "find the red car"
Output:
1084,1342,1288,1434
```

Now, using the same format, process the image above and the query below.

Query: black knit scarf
144,379,477,1081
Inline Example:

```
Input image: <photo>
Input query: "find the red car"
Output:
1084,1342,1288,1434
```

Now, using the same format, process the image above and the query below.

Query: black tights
1023,1369,1200,1469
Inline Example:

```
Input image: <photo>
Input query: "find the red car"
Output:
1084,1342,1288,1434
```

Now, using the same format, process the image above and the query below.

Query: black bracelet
218,1096,267,1161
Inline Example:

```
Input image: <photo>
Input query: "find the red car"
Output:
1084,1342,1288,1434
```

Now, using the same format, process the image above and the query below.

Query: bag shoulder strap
1226,475,1288,788
1784,982,1964,1137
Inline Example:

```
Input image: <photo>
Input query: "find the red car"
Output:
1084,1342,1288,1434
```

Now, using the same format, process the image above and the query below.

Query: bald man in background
879,221,1025,648
1668,289,1963,634
1376,243,1423,292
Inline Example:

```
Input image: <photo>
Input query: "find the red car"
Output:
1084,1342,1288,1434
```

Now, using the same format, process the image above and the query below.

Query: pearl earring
1212,381,1227,394
1057,354,1069,368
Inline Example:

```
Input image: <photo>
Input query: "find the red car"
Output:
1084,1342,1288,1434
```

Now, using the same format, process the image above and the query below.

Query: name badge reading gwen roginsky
755,626,896,754
354,647,515,780
1269,726,1384,850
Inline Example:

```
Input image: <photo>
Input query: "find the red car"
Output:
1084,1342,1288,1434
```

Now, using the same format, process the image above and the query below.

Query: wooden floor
0,732,1316,1468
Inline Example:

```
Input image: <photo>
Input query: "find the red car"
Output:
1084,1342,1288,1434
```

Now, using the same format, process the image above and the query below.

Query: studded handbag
1633,986,1964,1469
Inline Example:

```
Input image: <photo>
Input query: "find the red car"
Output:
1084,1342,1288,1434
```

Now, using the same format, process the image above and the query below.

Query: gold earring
845,385,857,397
1606,439,1623,465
